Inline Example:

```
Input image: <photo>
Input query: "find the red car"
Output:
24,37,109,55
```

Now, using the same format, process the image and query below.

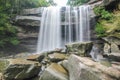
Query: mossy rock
3,59,41,80
0,60,9,73
66,41,93,57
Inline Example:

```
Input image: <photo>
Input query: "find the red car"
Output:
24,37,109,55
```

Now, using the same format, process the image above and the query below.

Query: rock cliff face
7,0,120,57
14,0,118,25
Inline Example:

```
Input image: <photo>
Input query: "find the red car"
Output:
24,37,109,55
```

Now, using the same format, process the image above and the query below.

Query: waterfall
37,5,91,53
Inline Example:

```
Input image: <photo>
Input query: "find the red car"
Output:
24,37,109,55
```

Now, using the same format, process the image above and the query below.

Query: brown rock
4,59,41,80
40,63,68,80
27,54,45,62
48,53,66,62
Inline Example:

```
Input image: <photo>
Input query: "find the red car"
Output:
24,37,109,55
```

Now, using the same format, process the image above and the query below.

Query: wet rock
108,53,120,62
40,63,68,80
62,54,120,80
27,54,45,62
66,41,93,56
90,40,105,61
48,53,66,62
4,59,41,80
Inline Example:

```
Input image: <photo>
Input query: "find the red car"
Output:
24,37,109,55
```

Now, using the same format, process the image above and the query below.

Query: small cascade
37,5,91,53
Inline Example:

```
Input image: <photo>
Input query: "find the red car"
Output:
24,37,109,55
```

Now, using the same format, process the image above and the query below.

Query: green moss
0,60,9,72
94,5,120,38
95,23,106,37
94,6,113,20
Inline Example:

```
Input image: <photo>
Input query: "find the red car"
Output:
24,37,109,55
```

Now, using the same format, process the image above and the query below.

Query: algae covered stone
0,60,9,73
66,41,93,56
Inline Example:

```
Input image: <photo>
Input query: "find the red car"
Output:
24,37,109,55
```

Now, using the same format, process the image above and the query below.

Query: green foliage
67,0,90,6
0,0,20,47
19,0,49,9
0,23,19,47
0,60,9,72
0,0,50,48
94,6,114,37
0,0,49,14
48,0,57,6
95,23,106,37
94,6,113,20
0,61,6,72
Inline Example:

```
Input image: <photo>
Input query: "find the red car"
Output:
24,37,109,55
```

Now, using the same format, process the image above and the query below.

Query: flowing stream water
37,5,91,53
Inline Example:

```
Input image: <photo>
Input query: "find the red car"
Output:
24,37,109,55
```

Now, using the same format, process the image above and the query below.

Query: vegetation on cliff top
94,3,120,38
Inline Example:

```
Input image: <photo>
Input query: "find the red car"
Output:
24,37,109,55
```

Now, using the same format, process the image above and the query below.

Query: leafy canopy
0,0,49,47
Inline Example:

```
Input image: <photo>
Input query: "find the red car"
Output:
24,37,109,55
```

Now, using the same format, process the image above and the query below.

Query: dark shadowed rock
108,53,120,62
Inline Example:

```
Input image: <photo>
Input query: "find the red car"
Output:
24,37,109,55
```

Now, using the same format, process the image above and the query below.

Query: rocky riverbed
0,41,120,80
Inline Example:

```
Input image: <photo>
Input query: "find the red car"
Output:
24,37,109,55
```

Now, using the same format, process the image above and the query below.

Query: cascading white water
37,5,91,53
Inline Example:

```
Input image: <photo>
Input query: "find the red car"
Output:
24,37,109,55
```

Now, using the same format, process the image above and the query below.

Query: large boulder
103,37,120,53
27,54,45,62
48,53,66,62
65,41,93,56
4,59,41,80
40,63,68,80
62,54,120,80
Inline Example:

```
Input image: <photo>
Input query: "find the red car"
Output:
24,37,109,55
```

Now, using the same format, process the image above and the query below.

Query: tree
0,0,49,47
67,0,90,6
0,0,19,47
48,0,57,6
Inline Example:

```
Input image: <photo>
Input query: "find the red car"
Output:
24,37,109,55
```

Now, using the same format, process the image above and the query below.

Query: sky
53,0,68,6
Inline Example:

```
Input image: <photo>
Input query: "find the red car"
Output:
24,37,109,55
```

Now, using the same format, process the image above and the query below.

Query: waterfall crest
37,5,91,53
